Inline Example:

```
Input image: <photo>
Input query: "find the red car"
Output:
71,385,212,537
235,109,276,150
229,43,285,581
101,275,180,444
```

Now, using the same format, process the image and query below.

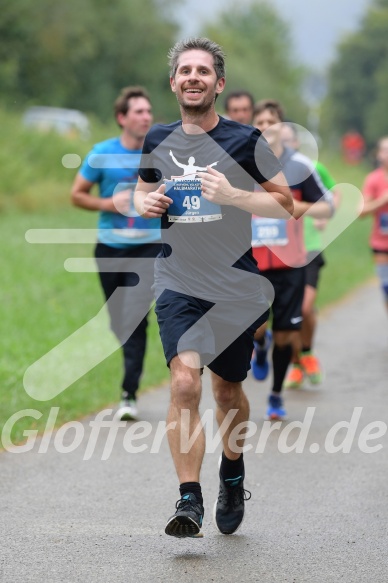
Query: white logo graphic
169,150,218,180
290,316,303,324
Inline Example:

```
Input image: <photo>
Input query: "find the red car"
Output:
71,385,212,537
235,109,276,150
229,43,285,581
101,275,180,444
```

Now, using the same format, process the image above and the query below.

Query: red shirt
363,168,388,252
252,148,330,271
252,188,306,269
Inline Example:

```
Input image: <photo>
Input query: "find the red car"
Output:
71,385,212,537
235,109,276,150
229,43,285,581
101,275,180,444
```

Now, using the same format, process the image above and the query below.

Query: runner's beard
176,92,216,115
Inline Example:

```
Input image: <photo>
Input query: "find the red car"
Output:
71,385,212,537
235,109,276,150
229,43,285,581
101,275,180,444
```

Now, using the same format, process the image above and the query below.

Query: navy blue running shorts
155,289,270,383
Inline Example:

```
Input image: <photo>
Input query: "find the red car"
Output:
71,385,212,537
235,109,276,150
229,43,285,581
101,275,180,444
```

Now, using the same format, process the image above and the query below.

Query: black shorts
261,267,306,331
155,289,269,383
305,251,325,289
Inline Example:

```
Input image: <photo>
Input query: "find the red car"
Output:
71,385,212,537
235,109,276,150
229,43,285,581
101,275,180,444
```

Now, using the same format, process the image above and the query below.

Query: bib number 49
182,195,200,210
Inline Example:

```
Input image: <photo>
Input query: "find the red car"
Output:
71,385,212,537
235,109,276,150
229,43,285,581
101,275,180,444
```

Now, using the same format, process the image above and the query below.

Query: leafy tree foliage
202,1,307,122
322,0,388,147
0,0,179,120
0,0,306,124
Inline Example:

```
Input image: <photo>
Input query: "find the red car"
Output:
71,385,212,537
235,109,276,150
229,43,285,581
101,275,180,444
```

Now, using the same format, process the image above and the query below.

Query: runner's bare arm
359,192,388,217
292,198,333,220
198,167,294,218
71,173,118,212
71,173,131,214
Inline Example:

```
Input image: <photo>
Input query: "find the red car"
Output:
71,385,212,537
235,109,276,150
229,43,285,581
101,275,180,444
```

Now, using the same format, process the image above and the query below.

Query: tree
322,0,388,147
201,0,307,122
0,0,179,121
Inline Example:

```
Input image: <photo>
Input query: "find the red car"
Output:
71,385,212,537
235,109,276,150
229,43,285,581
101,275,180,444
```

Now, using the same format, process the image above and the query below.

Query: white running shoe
115,399,138,421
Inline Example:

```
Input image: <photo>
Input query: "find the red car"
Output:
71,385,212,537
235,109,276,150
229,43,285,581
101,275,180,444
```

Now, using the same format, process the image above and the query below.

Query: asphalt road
1,281,388,583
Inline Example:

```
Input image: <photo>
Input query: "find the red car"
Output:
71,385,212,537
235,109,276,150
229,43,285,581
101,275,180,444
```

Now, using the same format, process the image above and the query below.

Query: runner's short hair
224,91,254,112
168,37,226,80
253,99,285,122
114,86,150,118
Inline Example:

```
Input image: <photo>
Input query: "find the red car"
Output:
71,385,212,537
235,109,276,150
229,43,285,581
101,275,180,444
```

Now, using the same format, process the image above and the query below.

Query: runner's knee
171,368,201,408
213,382,243,410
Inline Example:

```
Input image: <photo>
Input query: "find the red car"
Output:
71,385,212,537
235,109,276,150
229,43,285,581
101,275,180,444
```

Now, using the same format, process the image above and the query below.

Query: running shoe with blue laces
165,493,204,538
251,330,272,381
213,473,251,535
266,393,287,421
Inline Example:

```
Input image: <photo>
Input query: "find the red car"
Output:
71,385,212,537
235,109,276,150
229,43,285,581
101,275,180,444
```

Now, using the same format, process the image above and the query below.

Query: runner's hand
197,166,236,205
142,184,173,218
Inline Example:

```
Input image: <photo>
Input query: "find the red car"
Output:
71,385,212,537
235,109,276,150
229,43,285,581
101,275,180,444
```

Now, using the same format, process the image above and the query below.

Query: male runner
135,38,293,537
280,122,339,389
223,90,254,125
250,100,334,420
71,87,161,421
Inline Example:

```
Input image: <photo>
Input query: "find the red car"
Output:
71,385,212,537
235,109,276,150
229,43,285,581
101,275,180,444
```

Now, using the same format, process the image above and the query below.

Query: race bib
165,179,222,223
379,213,388,235
251,217,289,247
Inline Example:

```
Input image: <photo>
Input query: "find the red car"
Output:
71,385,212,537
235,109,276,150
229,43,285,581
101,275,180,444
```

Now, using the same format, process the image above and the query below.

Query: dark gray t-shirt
139,116,281,301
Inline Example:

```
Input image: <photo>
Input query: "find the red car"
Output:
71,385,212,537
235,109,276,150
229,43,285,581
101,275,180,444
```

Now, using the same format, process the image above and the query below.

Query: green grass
0,106,168,447
0,209,168,447
0,105,116,212
0,106,376,447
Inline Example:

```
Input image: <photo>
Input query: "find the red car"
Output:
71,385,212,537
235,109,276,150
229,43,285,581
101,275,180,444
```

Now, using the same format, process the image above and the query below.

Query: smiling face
170,49,225,115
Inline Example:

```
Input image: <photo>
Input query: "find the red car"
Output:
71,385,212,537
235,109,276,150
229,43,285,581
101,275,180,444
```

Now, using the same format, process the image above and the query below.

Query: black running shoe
165,493,204,538
213,474,251,535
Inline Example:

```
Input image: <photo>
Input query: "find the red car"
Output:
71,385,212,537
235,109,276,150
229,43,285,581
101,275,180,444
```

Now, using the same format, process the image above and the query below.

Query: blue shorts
155,289,269,382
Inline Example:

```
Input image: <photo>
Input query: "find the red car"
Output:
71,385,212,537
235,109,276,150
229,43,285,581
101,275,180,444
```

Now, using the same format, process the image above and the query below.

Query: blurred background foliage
321,0,388,148
0,0,179,120
0,0,305,123
1,0,387,148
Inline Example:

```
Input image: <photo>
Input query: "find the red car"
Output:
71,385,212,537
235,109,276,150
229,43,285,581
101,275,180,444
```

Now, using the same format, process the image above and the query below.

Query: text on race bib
165,179,222,223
